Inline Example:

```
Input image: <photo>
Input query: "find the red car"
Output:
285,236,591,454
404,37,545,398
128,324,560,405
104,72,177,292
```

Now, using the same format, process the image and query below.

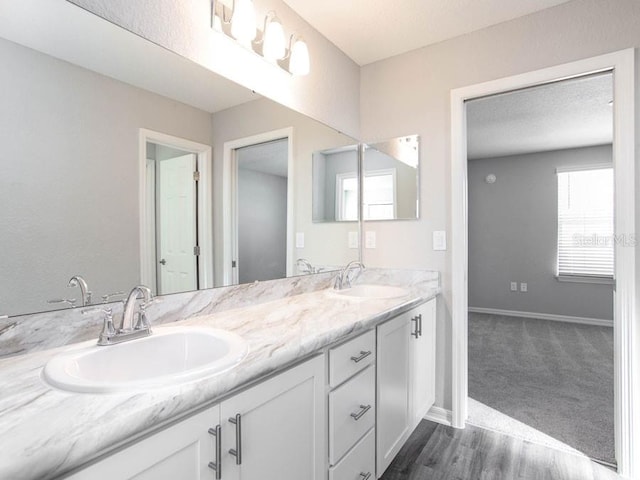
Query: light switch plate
365,230,376,249
295,232,304,248
348,231,359,249
433,231,447,251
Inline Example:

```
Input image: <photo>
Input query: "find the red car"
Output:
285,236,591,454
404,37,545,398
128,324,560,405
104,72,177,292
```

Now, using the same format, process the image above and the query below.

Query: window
336,169,397,221
557,166,614,279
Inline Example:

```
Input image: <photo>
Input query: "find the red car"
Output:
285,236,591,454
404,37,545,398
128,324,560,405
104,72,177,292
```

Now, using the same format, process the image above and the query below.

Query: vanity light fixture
211,0,309,76
230,0,257,45
280,35,310,76
259,12,286,62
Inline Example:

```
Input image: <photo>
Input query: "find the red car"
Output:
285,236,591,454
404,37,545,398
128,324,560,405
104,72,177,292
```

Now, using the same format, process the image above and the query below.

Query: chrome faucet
334,261,365,290
68,275,92,307
297,258,315,274
89,285,153,346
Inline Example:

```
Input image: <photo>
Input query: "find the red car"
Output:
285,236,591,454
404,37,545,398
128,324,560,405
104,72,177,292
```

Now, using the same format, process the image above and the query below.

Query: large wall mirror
0,4,360,318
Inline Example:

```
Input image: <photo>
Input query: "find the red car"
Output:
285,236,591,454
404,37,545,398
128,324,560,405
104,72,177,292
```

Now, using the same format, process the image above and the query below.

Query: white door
157,153,198,295
410,299,437,428
376,312,412,477
220,356,326,480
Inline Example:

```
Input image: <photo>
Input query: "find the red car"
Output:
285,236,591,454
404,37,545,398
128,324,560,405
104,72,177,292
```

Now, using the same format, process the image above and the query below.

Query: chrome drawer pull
350,404,371,420
418,313,423,337
229,413,242,465
359,473,372,480
350,350,372,363
207,425,222,479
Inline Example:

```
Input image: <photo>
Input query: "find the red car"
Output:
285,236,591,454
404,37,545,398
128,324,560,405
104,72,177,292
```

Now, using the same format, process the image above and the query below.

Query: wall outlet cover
510,282,518,291
348,231,359,249
365,230,376,249
520,282,528,292
295,232,304,249
433,231,447,251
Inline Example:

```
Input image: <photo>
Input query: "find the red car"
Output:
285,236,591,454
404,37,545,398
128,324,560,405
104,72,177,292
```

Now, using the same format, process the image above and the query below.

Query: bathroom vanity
0,270,439,480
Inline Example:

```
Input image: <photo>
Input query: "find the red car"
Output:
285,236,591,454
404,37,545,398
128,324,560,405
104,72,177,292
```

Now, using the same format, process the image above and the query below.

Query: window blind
557,167,614,278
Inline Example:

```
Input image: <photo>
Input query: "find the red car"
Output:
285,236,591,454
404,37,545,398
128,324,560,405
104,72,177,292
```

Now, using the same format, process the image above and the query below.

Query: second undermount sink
42,326,248,394
331,284,409,299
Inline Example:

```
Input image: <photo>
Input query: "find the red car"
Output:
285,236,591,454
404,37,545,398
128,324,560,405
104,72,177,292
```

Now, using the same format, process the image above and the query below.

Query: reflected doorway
140,129,213,296
234,138,289,284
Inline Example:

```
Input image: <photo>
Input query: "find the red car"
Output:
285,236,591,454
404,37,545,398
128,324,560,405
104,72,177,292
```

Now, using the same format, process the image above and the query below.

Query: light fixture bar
210,0,309,76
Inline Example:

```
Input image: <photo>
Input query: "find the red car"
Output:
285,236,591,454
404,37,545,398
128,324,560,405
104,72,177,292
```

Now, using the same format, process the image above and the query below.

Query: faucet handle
83,307,117,345
48,298,77,307
101,291,125,303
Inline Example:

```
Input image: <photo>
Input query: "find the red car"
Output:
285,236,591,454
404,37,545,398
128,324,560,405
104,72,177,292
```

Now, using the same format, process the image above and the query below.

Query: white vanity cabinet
376,298,436,477
65,405,220,480
65,355,325,480
328,330,376,480
220,354,326,480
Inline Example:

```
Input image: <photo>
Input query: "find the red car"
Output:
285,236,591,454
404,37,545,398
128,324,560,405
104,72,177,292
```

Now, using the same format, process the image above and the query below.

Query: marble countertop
0,281,439,480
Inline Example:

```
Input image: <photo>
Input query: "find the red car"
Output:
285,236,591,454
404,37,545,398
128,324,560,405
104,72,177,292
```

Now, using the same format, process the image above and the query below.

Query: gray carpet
468,313,614,464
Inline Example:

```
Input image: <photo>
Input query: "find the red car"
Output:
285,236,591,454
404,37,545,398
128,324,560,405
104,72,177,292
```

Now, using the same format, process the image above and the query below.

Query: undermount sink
331,284,409,299
42,326,248,394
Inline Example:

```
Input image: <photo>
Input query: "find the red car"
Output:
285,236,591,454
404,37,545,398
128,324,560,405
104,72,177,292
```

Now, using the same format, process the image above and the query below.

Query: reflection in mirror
363,135,420,220
312,145,359,222
0,18,359,317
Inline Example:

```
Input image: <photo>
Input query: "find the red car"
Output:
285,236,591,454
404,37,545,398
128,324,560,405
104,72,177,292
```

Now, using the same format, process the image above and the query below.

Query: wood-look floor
380,420,620,480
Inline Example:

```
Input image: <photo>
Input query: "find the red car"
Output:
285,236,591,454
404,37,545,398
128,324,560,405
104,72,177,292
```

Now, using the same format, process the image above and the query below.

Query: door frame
450,49,636,477
222,127,294,285
139,129,214,293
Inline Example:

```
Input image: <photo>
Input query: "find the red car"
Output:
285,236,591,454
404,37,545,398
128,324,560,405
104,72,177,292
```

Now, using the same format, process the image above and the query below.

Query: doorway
222,128,294,286
139,129,213,295
450,49,636,477
235,138,289,283
465,72,615,464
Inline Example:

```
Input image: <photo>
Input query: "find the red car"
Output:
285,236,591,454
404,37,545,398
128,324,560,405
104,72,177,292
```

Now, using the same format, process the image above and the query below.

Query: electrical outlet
365,230,376,249
510,282,518,292
348,231,359,249
520,282,528,292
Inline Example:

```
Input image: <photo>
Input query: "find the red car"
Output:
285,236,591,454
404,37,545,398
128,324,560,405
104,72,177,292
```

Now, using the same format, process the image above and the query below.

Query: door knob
159,259,167,265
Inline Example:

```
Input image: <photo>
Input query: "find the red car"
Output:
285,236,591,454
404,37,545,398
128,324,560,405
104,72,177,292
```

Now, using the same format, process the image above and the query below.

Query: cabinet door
66,405,220,480
220,355,325,480
376,312,412,477
410,298,436,428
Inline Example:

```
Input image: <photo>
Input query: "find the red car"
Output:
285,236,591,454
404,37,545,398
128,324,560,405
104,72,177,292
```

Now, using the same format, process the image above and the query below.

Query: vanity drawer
329,329,375,387
329,428,375,480
329,365,375,465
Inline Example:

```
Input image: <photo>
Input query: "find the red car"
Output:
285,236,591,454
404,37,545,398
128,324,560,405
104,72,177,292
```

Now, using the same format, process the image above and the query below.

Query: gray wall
468,145,614,320
0,38,212,316
238,169,287,283
360,0,640,410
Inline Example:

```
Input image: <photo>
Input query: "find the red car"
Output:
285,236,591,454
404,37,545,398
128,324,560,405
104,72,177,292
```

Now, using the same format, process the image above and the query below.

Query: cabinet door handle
359,473,372,480
350,404,371,421
350,350,372,363
228,413,242,465
418,313,423,337
207,425,222,479
411,316,419,338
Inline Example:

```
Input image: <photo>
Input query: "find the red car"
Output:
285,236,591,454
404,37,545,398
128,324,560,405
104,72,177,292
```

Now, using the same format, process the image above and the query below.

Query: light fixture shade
289,38,310,76
231,0,257,45
263,18,286,62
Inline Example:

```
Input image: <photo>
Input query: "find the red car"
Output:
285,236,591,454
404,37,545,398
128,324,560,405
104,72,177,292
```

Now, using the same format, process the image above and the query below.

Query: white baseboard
424,405,452,426
468,307,613,327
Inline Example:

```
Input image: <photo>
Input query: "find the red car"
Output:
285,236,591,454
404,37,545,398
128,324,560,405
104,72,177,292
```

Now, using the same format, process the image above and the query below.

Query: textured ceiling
282,0,572,65
237,139,289,177
466,72,613,160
